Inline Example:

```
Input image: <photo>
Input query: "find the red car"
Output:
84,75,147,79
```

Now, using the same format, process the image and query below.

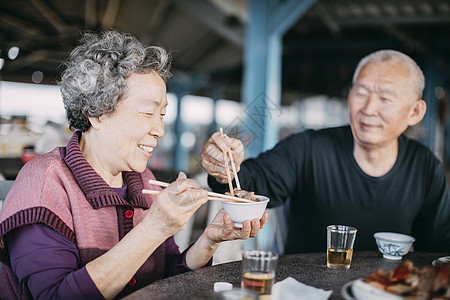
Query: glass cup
241,250,279,296
327,225,357,270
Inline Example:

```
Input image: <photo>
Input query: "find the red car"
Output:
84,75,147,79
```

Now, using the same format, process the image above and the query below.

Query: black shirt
209,126,450,253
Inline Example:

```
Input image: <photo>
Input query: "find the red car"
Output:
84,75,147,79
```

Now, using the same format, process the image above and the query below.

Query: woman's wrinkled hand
204,209,269,244
201,132,244,184
145,172,208,239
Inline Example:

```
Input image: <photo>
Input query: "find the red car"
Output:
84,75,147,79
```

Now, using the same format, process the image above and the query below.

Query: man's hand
201,132,244,183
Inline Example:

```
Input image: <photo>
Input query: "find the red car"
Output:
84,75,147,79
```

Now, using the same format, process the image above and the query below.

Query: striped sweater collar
61,131,149,210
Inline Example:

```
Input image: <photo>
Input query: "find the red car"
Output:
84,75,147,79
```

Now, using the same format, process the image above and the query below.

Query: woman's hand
204,209,269,244
144,172,208,239
201,132,244,184
185,209,269,270
87,172,207,299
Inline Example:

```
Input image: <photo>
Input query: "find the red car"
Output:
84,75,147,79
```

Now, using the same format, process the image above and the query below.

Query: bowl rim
221,195,270,205
432,256,450,266
373,232,415,243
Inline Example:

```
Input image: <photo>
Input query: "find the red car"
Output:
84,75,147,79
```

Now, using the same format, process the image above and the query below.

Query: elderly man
201,49,450,254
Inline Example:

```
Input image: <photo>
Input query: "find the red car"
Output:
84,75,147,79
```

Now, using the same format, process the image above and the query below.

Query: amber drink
327,248,353,269
327,225,357,270
241,250,278,296
242,271,274,295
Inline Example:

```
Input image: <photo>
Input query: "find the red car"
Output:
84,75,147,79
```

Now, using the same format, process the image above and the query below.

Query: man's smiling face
348,60,418,149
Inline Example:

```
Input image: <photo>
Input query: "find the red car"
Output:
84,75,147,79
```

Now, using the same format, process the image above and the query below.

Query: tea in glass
241,250,278,295
327,248,353,269
326,225,357,269
242,271,274,295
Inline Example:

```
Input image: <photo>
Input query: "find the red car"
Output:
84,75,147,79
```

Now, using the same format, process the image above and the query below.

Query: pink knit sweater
0,132,189,298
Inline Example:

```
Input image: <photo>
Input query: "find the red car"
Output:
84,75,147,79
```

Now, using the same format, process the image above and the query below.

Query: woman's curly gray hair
60,30,172,132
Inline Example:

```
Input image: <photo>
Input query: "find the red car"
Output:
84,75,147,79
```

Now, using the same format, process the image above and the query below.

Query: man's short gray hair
60,30,172,132
352,49,425,100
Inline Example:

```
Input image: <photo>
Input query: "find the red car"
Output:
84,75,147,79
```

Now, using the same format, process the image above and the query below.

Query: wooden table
123,251,447,300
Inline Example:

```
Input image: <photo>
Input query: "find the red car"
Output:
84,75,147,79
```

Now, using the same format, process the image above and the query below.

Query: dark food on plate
226,188,258,201
363,260,450,299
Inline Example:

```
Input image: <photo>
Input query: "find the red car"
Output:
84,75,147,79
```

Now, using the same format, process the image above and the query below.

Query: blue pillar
241,0,316,252
422,53,440,155
169,74,207,173
208,85,222,136
445,86,450,166
242,0,316,158
173,91,189,173
423,56,436,150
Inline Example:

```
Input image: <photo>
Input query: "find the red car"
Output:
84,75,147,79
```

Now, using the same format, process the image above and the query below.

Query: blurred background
1,0,449,259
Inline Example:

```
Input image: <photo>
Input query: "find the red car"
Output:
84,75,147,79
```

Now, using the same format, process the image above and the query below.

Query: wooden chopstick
219,128,235,197
207,190,254,203
227,146,241,190
142,189,251,203
147,179,256,203
148,179,169,187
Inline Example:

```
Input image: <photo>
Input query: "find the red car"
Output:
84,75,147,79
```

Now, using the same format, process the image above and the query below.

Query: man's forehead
354,82,396,95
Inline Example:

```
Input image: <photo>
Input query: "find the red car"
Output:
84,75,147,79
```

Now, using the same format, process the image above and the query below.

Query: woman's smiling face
97,72,167,174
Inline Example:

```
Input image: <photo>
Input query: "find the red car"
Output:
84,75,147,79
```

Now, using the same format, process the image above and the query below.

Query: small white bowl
221,195,269,228
373,232,415,260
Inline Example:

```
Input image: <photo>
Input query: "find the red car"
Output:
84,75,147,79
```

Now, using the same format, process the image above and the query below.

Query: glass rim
327,225,357,233
242,250,279,261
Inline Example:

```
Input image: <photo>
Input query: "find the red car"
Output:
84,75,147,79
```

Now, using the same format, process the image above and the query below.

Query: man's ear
407,99,427,126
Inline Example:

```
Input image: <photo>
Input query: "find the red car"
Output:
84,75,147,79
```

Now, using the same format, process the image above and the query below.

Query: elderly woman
0,30,268,299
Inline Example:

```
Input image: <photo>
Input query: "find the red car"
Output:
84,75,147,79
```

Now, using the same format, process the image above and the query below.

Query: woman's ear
407,99,427,126
88,116,102,130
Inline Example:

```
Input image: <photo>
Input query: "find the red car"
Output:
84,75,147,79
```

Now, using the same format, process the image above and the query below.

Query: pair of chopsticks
219,128,241,196
142,179,255,203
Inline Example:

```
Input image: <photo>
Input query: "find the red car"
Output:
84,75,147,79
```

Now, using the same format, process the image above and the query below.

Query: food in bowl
221,195,269,227
373,232,415,260
353,260,450,299
226,188,257,201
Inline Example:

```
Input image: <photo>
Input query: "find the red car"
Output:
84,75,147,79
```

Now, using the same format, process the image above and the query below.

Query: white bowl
221,195,269,227
373,232,415,260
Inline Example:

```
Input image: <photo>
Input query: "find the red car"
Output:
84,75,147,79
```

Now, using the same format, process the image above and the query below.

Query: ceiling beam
273,0,317,35
139,0,172,45
338,15,450,26
0,12,41,36
5,49,49,72
85,0,97,29
384,25,426,53
179,33,224,71
30,0,70,34
313,2,341,36
284,37,404,52
173,0,243,47
102,0,121,29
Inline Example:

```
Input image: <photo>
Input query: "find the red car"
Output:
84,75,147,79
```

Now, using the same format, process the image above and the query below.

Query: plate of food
341,279,405,300
341,260,450,300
